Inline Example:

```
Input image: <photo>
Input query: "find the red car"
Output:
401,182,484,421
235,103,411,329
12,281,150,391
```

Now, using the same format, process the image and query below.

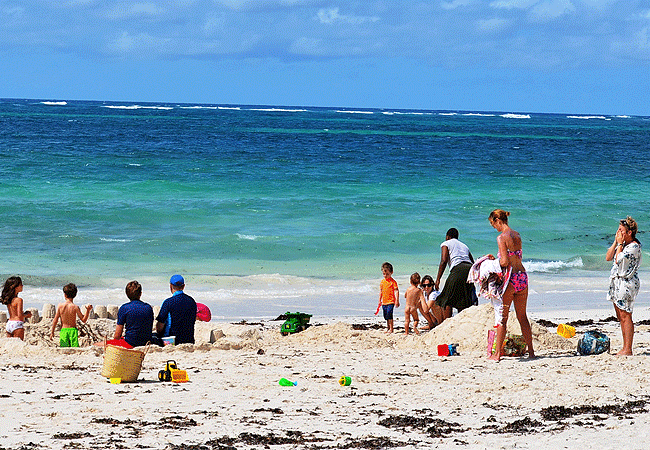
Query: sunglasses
421,283,432,288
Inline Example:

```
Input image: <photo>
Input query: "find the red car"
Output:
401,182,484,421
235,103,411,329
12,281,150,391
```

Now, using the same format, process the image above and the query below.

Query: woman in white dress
605,216,642,356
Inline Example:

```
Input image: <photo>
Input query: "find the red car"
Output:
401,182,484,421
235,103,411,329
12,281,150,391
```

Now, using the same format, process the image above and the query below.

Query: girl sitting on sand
2,276,32,340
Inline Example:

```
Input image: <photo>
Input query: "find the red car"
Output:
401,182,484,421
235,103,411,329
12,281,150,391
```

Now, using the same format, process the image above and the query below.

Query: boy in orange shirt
377,262,399,333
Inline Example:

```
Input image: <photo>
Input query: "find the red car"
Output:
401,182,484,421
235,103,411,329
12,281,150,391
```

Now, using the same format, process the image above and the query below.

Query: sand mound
1,304,576,356
419,303,576,354
271,303,576,355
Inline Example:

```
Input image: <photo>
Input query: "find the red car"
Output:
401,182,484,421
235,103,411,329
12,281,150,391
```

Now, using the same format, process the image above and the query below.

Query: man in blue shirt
108,280,154,348
155,274,197,345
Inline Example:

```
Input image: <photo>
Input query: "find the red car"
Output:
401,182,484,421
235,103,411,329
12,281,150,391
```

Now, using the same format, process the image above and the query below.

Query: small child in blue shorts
377,262,399,333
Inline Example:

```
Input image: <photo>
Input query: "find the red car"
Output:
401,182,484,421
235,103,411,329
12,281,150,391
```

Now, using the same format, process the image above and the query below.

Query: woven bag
100,344,146,382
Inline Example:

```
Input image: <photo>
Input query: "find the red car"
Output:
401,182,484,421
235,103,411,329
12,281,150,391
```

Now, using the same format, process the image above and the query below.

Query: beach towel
468,255,511,326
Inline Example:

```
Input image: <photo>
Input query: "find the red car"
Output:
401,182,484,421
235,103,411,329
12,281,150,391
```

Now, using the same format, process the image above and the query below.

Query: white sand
1,304,650,449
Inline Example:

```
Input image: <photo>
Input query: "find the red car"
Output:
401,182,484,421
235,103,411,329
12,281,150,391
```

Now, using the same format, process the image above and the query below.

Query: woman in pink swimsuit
487,209,535,361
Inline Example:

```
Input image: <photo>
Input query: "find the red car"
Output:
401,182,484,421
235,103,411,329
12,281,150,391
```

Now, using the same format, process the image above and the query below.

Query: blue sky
1,0,649,114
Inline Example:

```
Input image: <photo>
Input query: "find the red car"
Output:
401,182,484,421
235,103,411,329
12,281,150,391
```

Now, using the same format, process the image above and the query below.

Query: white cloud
637,26,650,50
440,0,472,10
489,0,537,9
203,16,226,36
105,3,164,20
2,6,25,17
108,31,171,54
477,18,509,32
290,37,325,55
316,7,379,25
530,0,575,21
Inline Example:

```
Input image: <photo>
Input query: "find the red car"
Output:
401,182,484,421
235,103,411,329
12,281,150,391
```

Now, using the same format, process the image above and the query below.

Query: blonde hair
620,216,638,239
489,209,510,224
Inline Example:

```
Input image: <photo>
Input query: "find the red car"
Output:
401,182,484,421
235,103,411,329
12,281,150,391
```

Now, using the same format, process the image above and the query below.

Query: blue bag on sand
577,330,610,355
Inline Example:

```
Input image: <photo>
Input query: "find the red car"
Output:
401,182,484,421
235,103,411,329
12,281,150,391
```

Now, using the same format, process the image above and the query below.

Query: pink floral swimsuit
507,249,528,292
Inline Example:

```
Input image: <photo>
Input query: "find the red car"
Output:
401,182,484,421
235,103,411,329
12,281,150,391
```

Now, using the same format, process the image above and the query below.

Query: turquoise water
1,100,649,317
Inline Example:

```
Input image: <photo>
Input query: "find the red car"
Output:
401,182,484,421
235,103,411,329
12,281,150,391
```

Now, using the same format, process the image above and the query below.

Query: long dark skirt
436,261,477,312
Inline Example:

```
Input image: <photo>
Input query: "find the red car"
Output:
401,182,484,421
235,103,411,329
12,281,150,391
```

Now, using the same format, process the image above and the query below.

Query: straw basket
100,344,147,382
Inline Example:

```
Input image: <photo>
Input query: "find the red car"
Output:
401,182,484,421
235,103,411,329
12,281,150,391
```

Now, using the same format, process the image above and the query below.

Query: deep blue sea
1,99,649,318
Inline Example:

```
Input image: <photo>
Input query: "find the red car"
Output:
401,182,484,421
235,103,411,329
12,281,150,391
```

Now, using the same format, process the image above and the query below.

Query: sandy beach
2,303,650,450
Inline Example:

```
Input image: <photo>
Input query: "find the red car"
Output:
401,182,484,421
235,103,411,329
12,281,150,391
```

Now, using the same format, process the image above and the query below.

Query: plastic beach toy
110,378,121,384
338,376,351,386
279,378,297,386
196,303,212,322
557,324,576,338
162,336,175,346
437,344,459,356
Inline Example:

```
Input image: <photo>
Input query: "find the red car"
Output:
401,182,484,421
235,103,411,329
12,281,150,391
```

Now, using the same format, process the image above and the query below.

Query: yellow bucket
338,376,351,386
557,324,576,338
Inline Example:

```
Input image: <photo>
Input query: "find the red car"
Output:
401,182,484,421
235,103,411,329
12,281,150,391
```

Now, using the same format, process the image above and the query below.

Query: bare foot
488,354,501,362
414,329,420,335
616,349,633,356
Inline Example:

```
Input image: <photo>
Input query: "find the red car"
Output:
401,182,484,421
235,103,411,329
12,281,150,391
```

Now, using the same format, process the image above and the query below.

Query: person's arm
606,229,624,262
17,297,32,320
435,245,450,290
113,324,124,340
155,301,168,337
49,306,61,340
394,285,400,308
497,235,509,268
78,304,92,324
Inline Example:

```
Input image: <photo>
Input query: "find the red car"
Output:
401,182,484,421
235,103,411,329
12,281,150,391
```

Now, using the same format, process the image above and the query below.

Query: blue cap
170,274,185,286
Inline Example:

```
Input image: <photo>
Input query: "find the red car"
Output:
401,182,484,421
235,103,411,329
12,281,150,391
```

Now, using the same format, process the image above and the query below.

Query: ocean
1,99,649,319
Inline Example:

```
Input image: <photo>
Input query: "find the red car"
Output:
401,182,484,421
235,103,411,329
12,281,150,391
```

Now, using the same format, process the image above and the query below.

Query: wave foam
102,105,173,110
501,113,531,119
250,108,307,112
524,257,583,273
567,115,610,120
381,111,427,116
181,106,219,110
41,101,67,106
336,110,374,114
236,233,262,241
100,237,132,243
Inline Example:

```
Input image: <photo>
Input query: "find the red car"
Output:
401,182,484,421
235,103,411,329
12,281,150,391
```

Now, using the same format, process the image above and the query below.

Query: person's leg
412,310,420,335
429,302,443,326
404,310,410,335
418,300,434,329
512,287,535,358
70,328,79,348
12,328,25,340
489,287,513,361
615,305,633,355
442,306,453,321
